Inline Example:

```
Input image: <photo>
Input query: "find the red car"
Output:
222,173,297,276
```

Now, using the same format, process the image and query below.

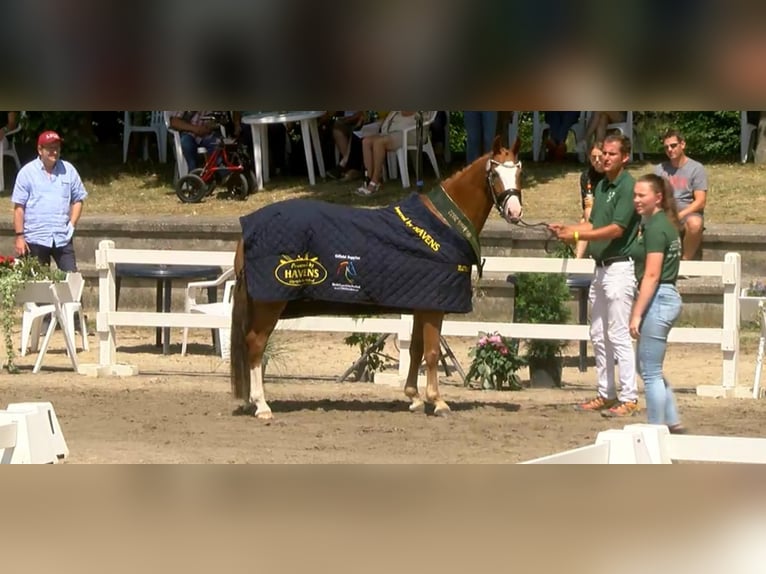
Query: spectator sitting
326,111,366,181
653,128,708,260
169,111,222,171
544,111,581,161
584,111,626,145
355,111,417,196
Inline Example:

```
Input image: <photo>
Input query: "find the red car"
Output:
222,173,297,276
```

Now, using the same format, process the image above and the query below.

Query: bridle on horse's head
486,157,523,223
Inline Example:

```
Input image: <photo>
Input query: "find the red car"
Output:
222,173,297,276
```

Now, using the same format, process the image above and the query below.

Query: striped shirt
11,157,88,247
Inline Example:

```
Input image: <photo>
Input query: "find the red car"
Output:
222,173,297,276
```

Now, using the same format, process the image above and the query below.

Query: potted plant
465,331,527,390
740,279,766,325
0,255,66,373
512,245,573,387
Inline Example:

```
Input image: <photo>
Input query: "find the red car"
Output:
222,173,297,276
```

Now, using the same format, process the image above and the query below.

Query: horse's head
486,136,523,223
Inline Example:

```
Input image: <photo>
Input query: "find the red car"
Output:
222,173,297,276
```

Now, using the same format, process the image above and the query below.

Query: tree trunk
755,112,766,164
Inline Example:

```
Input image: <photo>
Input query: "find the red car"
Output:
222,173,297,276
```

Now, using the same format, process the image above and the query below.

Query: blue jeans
545,111,580,145
27,240,78,272
464,111,498,163
180,133,219,171
637,284,682,425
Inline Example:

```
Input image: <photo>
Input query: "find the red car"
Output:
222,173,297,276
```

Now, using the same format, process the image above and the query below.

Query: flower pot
740,288,766,325
528,356,563,388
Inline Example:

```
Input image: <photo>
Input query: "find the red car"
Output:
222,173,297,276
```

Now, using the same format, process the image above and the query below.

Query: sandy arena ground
2,326,766,463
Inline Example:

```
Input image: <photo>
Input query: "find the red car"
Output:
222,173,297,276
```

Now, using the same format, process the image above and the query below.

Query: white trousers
588,260,637,402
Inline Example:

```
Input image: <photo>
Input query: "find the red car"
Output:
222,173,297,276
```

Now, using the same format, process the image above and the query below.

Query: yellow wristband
573,231,580,242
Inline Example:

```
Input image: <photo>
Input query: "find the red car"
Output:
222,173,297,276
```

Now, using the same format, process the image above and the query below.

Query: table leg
309,118,326,178
578,288,588,372
115,277,122,309
58,307,79,372
300,119,316,186
261,125,270,184
207,285,219,353
250,124,264,191
155,280,163,347
163,279,172,355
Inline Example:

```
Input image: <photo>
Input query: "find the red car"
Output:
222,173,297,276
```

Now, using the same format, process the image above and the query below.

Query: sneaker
601,400,640,418
575,395,618,411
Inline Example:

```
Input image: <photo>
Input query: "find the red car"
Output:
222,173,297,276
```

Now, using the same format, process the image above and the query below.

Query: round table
115,264,222,355
242,111,327,190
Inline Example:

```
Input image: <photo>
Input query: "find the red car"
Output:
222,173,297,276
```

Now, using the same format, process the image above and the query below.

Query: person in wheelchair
169,111,243,171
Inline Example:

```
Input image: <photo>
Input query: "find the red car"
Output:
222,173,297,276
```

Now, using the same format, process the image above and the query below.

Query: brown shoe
601,400,639,418
576,395,618,411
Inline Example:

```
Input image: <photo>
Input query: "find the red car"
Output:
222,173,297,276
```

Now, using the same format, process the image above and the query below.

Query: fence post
697,252,742,397
79,240,138,377
721,252,741,390
397,314,414,381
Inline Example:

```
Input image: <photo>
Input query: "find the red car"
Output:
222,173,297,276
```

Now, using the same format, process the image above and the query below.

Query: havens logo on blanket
394,206,440,252
274,253,328,287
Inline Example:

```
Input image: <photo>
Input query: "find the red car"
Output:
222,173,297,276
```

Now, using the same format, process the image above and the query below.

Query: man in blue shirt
12,130,88,271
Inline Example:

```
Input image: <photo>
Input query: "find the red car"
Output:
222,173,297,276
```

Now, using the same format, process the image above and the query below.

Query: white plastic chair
181,268,236,359
507,111,520,149
122,111,167,163
604,111,643,162
531,111,588,162
165,111,189,182
0,111,25,192
386,111,440,188
741,111,758,163
20,272,88,358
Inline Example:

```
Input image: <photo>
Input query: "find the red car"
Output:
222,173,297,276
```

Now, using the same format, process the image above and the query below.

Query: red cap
37,130,63,146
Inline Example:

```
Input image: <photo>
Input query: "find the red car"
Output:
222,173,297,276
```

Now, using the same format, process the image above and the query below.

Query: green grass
5,142,766,225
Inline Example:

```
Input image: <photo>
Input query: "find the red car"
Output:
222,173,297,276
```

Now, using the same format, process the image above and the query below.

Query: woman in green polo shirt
628,174,685,433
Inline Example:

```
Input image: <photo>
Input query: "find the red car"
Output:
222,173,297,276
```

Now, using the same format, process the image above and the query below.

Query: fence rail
90,241,743,395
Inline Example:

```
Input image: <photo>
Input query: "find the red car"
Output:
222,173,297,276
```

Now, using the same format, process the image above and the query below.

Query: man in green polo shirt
548,133,641,416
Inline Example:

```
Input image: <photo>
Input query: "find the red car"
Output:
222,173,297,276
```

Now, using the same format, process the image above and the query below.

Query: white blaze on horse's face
487,159,523,223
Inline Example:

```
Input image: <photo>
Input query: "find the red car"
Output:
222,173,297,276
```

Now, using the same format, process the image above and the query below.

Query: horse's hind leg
248,301,286,420
421,311,450,416
405,313,425,413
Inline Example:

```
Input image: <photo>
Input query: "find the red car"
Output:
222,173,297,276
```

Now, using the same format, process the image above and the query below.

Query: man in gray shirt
654,129,708,260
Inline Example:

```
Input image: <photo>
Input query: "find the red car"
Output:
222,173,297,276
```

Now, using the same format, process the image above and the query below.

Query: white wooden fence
90,241,743,396
522,423,766,464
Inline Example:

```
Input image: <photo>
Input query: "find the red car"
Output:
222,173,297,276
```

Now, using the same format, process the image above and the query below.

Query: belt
594,256,631,268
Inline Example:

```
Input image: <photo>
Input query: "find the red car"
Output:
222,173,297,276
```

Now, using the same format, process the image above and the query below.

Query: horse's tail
230,238,251,401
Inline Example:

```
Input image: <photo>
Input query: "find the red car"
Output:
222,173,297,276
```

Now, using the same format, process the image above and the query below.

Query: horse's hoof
433,405,451,417
255,410,273,421
409,399,425,413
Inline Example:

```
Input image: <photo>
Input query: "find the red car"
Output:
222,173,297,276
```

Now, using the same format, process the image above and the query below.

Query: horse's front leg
405,313,425,412
422,311,450,416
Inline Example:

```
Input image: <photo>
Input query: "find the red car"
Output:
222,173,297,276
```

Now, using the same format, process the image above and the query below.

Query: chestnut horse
230,136,523,419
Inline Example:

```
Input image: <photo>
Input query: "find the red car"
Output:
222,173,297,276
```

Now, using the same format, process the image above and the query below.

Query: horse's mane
441,153,489,188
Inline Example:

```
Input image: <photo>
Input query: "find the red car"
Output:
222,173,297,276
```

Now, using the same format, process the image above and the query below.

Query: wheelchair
175,113,256,204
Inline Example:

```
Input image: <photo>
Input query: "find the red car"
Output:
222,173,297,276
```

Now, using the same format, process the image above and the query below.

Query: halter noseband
486,159,522,219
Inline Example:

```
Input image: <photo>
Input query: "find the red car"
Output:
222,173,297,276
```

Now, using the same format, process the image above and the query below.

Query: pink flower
477,336,488,347
500,347,508,355
488,334,502,345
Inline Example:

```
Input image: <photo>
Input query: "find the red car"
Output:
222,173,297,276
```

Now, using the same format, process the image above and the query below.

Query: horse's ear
511,136,521,157
492,135,502,155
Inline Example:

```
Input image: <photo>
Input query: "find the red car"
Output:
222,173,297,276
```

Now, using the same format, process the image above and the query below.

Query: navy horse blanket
239,192,477,318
